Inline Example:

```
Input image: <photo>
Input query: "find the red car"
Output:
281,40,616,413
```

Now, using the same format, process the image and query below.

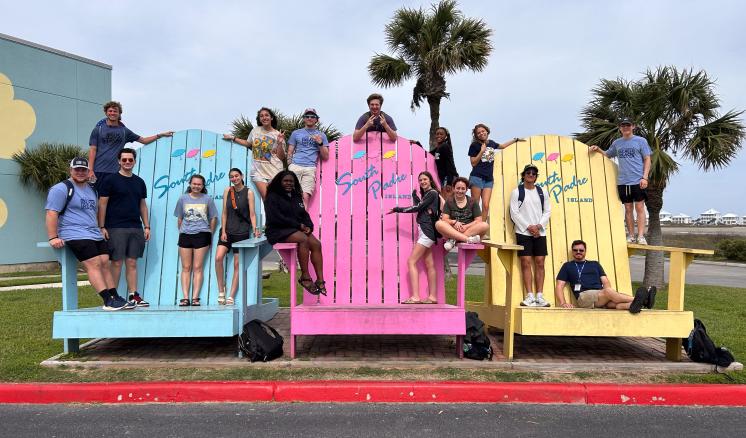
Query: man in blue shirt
45,158,134,311
287,108,330,208
88,101,173,188
554,240,653,313
98,148,151,307
590,117,652,244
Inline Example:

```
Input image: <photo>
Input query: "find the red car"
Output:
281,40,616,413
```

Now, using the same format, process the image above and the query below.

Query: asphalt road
2,403,746,437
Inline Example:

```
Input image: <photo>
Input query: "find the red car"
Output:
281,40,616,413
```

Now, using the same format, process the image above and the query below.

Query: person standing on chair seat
589,117,651,244
555,240,654,313
510,164,551,307
45,158,134,311
287,108,329,209
97,148,151,307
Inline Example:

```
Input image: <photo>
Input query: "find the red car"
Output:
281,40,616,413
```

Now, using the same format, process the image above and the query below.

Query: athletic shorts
66,239,109,262
178,232,212,249
107,228,146,261
469,175,494,189
515,234,548,257
218,230,252,253
617,184,646,203
288,164,317,196
416,225,436,248
576,289,602,309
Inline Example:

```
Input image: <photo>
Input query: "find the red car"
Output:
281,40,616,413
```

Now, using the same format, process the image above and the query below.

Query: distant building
721,213,739,225
697,208,720,225
672,213,692,225
660,210,672,224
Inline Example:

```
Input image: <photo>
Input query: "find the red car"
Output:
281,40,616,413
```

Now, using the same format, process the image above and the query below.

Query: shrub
716,239,746,262
12,143,84,193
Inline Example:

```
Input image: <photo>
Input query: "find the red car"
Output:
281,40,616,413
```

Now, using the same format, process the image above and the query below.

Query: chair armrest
232,236,268,249
36,243,79,311
627,243,714,255
481,240,524,251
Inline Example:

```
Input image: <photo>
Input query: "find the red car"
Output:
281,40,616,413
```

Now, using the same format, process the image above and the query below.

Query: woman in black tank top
215,168,260,305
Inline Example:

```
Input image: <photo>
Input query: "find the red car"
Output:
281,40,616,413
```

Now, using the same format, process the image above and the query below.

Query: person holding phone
352,93,397,142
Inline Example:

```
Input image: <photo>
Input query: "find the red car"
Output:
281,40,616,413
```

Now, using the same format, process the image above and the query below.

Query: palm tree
368,0,492,146
575,66,745,287
12,143,84,193
229,110,341,144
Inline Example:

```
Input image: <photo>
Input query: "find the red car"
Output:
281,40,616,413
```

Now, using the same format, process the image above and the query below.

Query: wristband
48,236,58,241
641,178,648,181
144,226,151,229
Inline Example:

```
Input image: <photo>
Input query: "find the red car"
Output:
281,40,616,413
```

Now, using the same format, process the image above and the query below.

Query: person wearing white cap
287,108,330,208
45,158,134,311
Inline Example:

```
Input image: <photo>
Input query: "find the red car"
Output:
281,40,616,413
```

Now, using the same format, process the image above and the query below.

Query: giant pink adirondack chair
275,132,483,358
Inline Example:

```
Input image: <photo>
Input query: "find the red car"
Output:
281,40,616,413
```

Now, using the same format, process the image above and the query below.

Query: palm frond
12,143,84,193
369,54,412,87
684,110,746,170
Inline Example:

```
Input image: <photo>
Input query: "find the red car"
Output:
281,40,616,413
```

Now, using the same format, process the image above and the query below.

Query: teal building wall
0,33,111,265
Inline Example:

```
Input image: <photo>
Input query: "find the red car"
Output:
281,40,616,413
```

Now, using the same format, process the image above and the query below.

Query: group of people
45,95,654,312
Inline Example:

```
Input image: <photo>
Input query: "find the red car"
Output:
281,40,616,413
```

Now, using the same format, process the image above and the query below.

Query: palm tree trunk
427,96,442,149
643,183,665,288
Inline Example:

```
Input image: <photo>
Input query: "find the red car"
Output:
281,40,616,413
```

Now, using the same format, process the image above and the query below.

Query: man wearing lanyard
554,240,654,313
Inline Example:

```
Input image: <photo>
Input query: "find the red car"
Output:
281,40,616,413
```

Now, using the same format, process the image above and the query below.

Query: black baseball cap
521,163,539,176
618,117,635,125
70,157,89,169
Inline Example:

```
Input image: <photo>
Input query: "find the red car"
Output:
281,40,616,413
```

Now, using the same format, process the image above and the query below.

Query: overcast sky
2,0,744,216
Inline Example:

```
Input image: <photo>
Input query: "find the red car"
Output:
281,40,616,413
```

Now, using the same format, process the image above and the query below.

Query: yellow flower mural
0,72,36,159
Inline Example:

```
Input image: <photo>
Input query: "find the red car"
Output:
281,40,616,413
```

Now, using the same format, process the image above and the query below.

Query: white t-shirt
509,186,551,236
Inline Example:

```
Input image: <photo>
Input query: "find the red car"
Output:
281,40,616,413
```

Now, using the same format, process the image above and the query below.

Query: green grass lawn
0,274,89,288
0,274,743,383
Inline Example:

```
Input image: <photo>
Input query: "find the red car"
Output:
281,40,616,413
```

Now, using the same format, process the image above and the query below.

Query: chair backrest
126,129,262,305
486,134,632,306
304,132,446,305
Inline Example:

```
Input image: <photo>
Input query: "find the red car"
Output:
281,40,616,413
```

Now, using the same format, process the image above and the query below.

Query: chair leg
64,338,79,354
290,334,296,359
666,338,683,361
456,335,464,359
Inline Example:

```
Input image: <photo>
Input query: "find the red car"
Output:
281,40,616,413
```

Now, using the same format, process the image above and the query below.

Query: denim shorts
469,175,494,189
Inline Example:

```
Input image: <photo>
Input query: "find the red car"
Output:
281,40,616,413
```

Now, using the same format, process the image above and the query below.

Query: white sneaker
466,235,481,244
637,235,647,245
443,239,456,251
520,296,535,307
534,296,550,307
627,235,636,243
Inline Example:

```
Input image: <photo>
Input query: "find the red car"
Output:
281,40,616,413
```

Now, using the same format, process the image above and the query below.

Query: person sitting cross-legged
435,177,489,252
555,239,655,313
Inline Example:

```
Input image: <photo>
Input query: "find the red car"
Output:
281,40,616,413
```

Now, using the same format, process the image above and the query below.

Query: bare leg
519,256,534,295
435,220,469,242
634,200,647,238
624,203,635,237
229,253,240,299
285,231,312,279
110,259,124,288
179,247,194,299
124,258,138,293
190,245,210,301
254,181,268,200
302,193,311,210
82,254,116,292
215,245,229,293
470,186,482,213
423,248,437,301
480,187,492,221
407,244,428,301
307,234,324,282
463,221,490,237
534,256,545,293
597,288,634,309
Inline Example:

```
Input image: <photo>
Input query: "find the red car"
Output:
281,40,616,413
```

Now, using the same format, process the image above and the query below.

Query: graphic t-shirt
605,135,652,185
443,197,481,225
174,193,218,234
89,123,140,173
45,180,103,241
556,260,606,298
468,140,500,181
247,127,285,180
288,128,329,167
98,172,147,228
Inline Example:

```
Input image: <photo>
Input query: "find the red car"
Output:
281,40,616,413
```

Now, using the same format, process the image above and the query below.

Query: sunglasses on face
620,123,632,127
524,171,538,176
303,115,318,119
120,158,135,163
572,248,585,253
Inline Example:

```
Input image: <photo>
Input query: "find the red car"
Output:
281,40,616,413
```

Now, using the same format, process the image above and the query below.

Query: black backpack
463,312,493,361
517,184,545,211
682,319,735,368
59,179,98,216
238,320,284,362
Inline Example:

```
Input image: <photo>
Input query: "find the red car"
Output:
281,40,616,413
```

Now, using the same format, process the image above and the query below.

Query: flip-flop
402,298,422,304
422,298,438,304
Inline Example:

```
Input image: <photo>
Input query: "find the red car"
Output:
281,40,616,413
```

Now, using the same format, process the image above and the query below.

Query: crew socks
526,292,535,302
98,290,109,303
536,292,544,300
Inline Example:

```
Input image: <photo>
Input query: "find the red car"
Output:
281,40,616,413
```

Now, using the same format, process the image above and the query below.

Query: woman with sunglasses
223,107,286,199
215,168,261,306
174,174,218,306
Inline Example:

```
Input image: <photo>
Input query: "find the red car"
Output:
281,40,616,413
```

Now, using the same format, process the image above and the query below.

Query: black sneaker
103,295,136,311
645,286,657,309
629,287,647,314
129,292,150,307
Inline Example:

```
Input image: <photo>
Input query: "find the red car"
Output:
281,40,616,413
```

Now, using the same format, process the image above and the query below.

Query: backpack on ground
517,184,544,211
682,318,735,368
238,319,284,362
463,311,493,361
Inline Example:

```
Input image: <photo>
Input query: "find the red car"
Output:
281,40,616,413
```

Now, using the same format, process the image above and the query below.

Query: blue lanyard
574,261,586,281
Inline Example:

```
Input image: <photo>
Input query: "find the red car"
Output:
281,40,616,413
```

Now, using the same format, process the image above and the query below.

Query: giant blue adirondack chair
42,129,278,354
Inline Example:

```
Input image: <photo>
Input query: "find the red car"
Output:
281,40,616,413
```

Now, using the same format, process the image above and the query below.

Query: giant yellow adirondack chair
466,134,712,361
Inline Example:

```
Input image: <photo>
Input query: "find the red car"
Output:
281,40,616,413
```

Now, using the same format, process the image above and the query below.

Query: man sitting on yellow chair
555,240,654,313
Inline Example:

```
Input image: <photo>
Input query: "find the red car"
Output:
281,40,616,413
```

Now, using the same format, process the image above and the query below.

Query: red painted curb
0,381,274,404
1,381,745,405
586,384,746,406
274,381,586,403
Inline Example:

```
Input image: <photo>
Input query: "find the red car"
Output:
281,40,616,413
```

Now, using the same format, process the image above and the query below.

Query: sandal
225,297,235,306
217,291,226,305
314,280,328,296
298,276,318,294
179,298,190,307
402,297,422,304
191,298,201,306
422,298,438,304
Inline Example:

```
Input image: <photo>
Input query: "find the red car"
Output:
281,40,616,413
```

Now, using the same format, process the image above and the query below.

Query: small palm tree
575,66,745,287
368,0,493,146
12,143,84,193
